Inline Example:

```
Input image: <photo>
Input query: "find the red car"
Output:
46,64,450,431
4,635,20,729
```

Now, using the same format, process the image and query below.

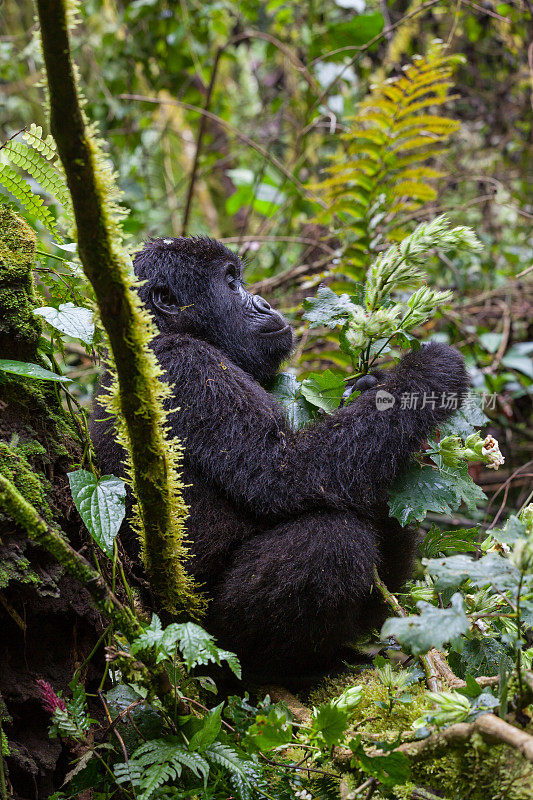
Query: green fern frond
23,123,57,160
5,141,71,209
312,42,462,280
0,164,62,240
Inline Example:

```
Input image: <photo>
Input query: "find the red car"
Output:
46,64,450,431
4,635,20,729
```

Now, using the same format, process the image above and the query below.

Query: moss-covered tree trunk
0,206,103,799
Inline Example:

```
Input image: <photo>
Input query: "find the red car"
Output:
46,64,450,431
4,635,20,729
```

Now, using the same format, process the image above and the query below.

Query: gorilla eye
225,266,240,291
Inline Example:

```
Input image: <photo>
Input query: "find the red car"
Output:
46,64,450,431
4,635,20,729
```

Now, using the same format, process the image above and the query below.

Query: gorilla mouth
260,323,291,336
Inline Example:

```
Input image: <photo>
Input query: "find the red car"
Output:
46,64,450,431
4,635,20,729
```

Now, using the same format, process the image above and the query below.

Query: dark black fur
91,237,468,682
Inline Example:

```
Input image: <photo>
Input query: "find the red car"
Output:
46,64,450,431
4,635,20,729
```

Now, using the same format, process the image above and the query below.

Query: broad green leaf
479,332,503,354
34,302,94,344
388,464,456,525
501,351,533,380
490,515,526,546
189,704,223,752
419,526,479,558
449,638,514,679
438,394,488,438
67,469,126,557
267,372,316,429
301,369,346,412
381,593,468,655
349,737,410,787
0,359,72,383
245,705,293,753
311,702,349,747
424,552,521,592
441,465,486,512
302,285,355,329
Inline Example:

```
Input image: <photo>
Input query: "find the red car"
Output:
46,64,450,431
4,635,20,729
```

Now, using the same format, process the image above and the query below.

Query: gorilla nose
252,295,272,313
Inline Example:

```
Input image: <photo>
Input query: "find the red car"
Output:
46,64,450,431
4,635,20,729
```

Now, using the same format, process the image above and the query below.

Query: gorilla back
90,236,468,682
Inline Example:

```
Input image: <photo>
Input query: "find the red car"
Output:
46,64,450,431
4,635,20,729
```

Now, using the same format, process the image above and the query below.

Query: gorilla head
133,237,294,382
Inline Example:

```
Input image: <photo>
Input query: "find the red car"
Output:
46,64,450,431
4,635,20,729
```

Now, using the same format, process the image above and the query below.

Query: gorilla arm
155,335,468,518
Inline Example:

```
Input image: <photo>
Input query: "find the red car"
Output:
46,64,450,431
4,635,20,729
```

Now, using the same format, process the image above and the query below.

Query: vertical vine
35,0,205,618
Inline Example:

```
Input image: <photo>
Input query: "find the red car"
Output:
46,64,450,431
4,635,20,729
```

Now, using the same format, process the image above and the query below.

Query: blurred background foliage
1,0,532,519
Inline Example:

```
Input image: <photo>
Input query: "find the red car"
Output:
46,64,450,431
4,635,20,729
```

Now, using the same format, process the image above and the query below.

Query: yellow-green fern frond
0,124,72,240
312,42,463,280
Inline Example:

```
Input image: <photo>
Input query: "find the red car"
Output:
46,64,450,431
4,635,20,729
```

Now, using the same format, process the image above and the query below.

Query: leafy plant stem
373,566,439,691
515,571,524,704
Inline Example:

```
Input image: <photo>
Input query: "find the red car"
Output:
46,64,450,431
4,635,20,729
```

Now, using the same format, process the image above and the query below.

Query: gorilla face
133,237,294,382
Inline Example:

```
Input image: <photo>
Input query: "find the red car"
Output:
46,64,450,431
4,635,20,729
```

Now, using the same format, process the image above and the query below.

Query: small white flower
472,619,488,633
481,435,504,470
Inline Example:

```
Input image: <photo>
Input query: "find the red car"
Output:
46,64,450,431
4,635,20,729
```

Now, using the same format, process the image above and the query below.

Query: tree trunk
0,206,103,799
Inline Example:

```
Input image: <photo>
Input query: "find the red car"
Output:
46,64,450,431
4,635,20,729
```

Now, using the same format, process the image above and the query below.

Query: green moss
0,205,42,361
0,442,51,521
309,669,533,799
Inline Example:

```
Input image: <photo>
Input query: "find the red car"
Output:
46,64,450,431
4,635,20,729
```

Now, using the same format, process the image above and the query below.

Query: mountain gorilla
91,237,468,682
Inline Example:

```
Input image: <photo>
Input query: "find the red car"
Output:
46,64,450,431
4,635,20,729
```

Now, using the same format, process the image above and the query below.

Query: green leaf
189,704,224,752
419,526,479,558
424,552,521,593
245,705,293,753
67,470,126,557
349,737,410,787
204,742,248,782
34,303,94,344
388,464,456,525
0,359,72,383
490,515,526,546
302,285,355,329
381,593,468,655
449,638,514,679
301,369,346,412
267,372,317,429
441,465,486,512
438,394,488,438
311,702,349,747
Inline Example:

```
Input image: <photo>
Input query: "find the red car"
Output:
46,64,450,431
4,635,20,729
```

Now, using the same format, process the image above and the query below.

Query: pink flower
36,679,66,715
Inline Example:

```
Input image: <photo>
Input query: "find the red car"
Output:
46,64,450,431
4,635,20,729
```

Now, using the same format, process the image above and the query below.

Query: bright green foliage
0,165,61,240
4,141,71,209
0,359,72,382
382,593,469,655
312,43,463,278
67,469,126,557
0,124,71,241
388,462,486,525
130,614,241,677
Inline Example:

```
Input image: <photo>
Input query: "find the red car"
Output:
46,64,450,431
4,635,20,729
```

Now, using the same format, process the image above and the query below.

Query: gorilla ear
151,287,182,316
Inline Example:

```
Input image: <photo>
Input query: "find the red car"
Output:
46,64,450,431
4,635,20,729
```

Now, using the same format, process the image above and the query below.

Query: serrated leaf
424,552,521,593
67,470,126,557
300,369,346,412
388,464,456,525
311,703,349,747
449,638,514,678
302,285,355,329
245,705,293,752
0,359,72,383
419,526,479,558
267,372,317,429
350,738,410,787
34,303,94,344
381,593,468,655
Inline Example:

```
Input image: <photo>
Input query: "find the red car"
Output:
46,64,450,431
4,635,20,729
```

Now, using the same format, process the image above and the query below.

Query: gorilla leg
206,511,391,682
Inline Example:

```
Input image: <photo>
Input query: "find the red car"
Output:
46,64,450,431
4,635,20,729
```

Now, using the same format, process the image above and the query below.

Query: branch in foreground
333,712,533,768
373,566,440,692
36,0,203,617
0,471,189,715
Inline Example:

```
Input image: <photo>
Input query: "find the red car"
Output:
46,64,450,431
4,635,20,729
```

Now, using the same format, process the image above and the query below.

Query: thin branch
334,712,533,768
373,566,440,691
